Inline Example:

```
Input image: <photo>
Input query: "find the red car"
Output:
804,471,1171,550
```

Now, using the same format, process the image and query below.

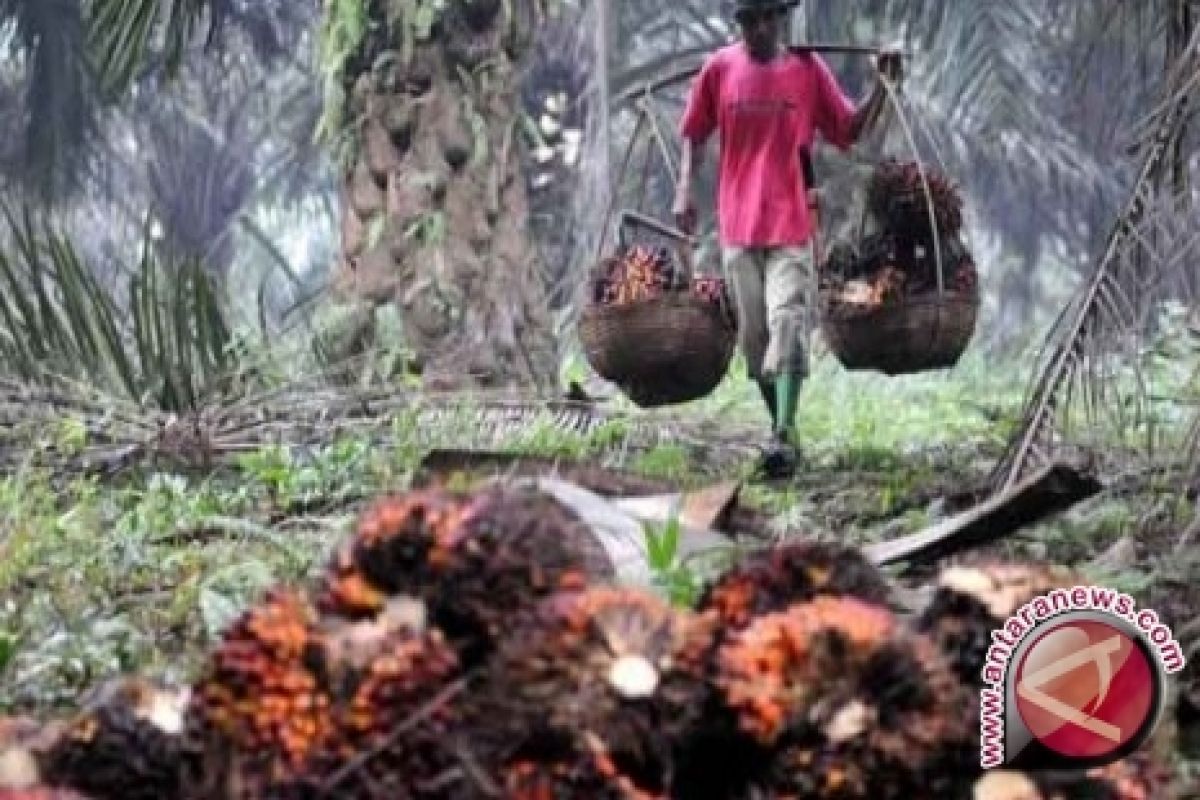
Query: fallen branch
863,461,1103,567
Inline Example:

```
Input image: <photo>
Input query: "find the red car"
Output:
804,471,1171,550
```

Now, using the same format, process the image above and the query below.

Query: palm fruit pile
589,244,735,326
0,486,1185,800
821,159,978,317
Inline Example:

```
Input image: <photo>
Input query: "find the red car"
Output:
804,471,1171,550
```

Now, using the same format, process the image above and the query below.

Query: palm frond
992,25,1200,492
0,202,244,412
88,0,213,97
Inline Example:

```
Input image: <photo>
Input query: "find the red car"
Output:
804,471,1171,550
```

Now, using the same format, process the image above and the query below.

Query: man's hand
672,193,697,235
876,48,903,85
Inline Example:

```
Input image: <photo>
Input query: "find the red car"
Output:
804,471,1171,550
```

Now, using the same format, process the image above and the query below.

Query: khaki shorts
721,245,815,380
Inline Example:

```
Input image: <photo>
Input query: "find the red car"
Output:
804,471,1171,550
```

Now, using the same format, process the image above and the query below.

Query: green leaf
0,630,16,674
198,586,242,641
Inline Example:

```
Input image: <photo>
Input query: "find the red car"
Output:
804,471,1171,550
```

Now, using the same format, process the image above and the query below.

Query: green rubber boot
774,372,801,445
756,378,777,429
767,372,802,478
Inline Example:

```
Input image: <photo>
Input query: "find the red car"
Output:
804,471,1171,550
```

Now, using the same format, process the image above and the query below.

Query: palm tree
313,0,561,390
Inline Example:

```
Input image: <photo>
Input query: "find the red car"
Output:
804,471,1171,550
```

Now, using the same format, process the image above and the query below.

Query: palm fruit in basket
820,228,979,318
590,244,681,307
867,157,965,241
691,275,737,327
591,244,733,320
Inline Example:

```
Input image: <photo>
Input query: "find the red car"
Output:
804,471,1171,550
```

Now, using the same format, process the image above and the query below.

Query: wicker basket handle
617,209,697,280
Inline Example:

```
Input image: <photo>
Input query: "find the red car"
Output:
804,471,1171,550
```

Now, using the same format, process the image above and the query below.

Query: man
673,0,901,478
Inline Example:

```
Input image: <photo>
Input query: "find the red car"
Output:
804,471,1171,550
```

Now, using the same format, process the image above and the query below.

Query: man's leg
721,247,772,424
762,245,816,452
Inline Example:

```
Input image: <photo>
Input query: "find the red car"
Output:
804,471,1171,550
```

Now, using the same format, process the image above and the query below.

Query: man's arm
673,137,704,234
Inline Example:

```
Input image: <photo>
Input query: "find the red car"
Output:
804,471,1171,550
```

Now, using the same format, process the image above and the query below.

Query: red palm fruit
500,749,667,800
316,489,473,619
317,486,612,666
38,677,186,800
717,597,977,799
697,541,895,632
971,770,1046,800
471,586,715,798
292,601,464,800
913,559,1082,691
425,486,613,660
182,588,334,799
0,717,56,793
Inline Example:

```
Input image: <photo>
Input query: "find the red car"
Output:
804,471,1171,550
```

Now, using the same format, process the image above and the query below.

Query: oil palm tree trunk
331,0,557,391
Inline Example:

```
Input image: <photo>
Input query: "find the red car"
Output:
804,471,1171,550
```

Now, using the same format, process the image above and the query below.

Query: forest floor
1,348,1198,790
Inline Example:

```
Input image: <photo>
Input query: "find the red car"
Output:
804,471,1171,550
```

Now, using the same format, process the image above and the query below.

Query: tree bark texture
332,0,556,391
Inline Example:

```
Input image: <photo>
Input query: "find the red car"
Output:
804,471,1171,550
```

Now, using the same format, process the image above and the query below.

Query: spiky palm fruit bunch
36,678,186,800
970,770,1045,800
1078,748,1176,800
317,486,612,665
182,588,334,799
303,605,464,799
697,541,895,632
471,586,715,798
972,751,1176,800
690,276,737,328
591,245,681,307
316,489,473,619
499,750,667,800
715,597,977,799
0,718,56,794
913,559,1082,691
867,158,964,241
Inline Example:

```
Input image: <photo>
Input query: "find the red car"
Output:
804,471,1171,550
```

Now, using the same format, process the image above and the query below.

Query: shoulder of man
700,42,743,73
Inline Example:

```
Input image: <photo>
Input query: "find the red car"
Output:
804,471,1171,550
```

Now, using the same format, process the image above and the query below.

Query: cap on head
734,0,799,23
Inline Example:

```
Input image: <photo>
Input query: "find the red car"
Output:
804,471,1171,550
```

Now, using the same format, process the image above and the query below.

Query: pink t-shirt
679,43,857,248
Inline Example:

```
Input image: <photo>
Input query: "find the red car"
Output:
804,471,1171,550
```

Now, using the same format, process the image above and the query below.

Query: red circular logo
1013,618,1156,760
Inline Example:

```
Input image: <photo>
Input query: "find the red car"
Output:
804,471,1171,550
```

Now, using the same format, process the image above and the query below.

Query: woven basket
819,290,979,376
579,292,737,408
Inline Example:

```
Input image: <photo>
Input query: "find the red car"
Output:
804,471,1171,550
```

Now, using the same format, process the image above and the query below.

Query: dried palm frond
992,26,1200,492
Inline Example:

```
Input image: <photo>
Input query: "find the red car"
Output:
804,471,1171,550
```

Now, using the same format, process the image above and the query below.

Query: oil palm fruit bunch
591,244,679,307
468,585,715,799
317,486,613,667
299,603,464,799
971,749,1175,799
714,596,978,799
867,158,964,241
316,489,472,620
697,541,895,632
912,559,1083,691
499,753,666,800
35,678,187,800
181,587,335,799
691,276,736,327
0,718,67,797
